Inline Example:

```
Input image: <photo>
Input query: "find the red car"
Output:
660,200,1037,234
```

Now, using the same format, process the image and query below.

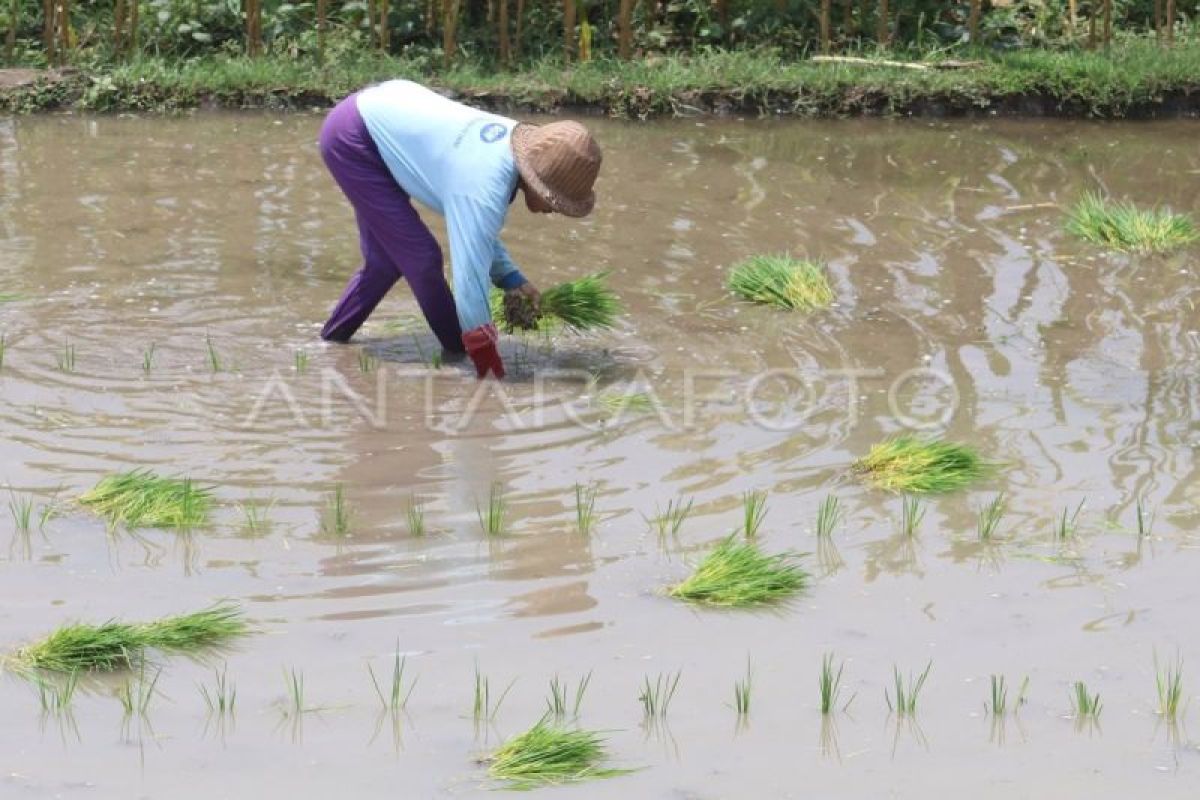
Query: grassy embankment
2,40,1200,117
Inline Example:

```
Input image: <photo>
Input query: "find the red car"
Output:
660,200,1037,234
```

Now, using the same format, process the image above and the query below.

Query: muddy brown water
1,111,1199,798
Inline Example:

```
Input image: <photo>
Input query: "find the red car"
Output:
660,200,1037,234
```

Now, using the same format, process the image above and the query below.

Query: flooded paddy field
0,112,1198,798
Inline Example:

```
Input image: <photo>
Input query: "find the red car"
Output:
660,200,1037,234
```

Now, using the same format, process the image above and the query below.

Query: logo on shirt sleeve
480,123,508,144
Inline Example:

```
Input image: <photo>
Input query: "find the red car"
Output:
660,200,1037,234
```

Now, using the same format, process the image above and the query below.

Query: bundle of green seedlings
486,717,628,789
727,254,834,311
9,603,247,673
1065,192,1199,254
853,435,988,494
79,469,213,529
668,535,808,607
492,272,622,333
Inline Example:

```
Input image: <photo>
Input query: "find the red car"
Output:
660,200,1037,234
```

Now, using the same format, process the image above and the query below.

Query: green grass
667,534,808,607
320,483,351,537
1054,499,1085,540
487,718,628,789
574,483,598,536
11,603,248,673
977,493,1006,541
476,482,507,536
56,339,76,372
473,663,516,723
1066,191,1199,253
647,496,694,542
404,494,426,537
728,254,834,311
814,494,842,539
854,436,988,494
639,670,681,721
368,644,417,713
199,663,237,718
819,652,852,714
539,273,622,332
898,495,924,538
733,658,752,717
205,334,221,372
1069,680,1102,721
739,491,768,540
79,469,213,529
545,671,592,720
885,661,932,717
1156,653,1185,721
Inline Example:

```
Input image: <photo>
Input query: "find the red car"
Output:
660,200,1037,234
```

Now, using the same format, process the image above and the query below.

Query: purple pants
318,94,463,351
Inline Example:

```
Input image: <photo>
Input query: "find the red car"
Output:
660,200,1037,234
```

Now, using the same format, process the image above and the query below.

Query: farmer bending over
318,80,603,379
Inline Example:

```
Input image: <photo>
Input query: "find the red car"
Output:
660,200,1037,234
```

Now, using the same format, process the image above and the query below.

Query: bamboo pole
441,0,458,64
967,0,980,43
875,0,888,46
317,0,327,60
379,0,390,51
819,0,831,54
498,0,510,65
617,0,635,58
562,0,575,62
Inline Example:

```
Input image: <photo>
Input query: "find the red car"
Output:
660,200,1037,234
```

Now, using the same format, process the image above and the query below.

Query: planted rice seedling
1069,680,1102,720
10,603,247,673
320,484,351,538
33,670,79,714
898,495,924,538
56,339,76,373
815,494,842,539
117,662,161,718
639,670,681,721
740,491,767,539
486,718,627,789
733,659,752,717
283,667,305,715
647,496,694,541
1136,497,1154,537
199,663,237,718
476,482,507,536
205,334,221,372
294,350,308,373
668,535,807,607
1066,191,1199,253
142,343,155,374
0,332,7,370
80,470,213,530
819,652,853,714
885,661,932,717
472,663,516,723
545,671,592,720
8,490,34,533
368,644,417,713
1054,499,1085,540
404,494,426,537
977,493,1006,541
357,348,376,373
237,498,274,536
727,254,834,311
1156,654,1185,721
574,483,597,536
987,674,1009,716
596,391,654,417
854,436,988,494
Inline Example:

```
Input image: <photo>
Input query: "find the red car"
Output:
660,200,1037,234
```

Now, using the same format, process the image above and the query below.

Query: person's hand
462,322,505,379
507,282,541,316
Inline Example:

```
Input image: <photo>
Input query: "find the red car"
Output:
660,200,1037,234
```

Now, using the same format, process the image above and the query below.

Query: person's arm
490,241,527,290
445,193,509,378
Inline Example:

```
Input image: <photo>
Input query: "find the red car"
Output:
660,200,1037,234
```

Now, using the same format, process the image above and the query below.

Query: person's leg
318,94,463,351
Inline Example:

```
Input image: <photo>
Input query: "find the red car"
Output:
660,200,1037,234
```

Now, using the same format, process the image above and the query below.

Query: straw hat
511,121,602,218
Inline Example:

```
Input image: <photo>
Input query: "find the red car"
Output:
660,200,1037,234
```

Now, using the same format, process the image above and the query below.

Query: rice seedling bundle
1066,192,1199,253
487,718,627,789
494,272,622,333
854,436,988,494
668,535,808,607
79,469,213,529
11,603,247,673
727,255,834,311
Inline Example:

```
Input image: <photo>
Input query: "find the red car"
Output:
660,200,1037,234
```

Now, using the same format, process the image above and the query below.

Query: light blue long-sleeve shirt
356,80,526,332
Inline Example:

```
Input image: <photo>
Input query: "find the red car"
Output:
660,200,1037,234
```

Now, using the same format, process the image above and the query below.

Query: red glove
462,322,506,380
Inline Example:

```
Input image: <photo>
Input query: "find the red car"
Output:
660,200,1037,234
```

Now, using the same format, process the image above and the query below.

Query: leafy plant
855,436,988,494
1066,191,1199,253
79,470,213,529
668,535,808,607
728,254,834,311
487,718,628,789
